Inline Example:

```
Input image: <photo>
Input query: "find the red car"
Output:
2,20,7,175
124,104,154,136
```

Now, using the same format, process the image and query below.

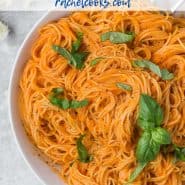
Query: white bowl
8,10,185,185
9,11,71,185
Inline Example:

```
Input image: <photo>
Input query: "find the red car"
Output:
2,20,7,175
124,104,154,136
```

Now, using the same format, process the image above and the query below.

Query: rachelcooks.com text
55,0,131,9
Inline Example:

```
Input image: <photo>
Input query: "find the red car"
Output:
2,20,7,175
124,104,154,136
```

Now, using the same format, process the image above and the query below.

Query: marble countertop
0,12,44,185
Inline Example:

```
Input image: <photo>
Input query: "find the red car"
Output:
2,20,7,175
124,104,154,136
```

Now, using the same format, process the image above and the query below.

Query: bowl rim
8,10,70,185
8,11,50,185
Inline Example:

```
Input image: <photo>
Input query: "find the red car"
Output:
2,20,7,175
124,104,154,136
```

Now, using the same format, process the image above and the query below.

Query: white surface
0,12,44,185
0,0,53,10
9,11,70,185
151,0,185,12
0,0,185,11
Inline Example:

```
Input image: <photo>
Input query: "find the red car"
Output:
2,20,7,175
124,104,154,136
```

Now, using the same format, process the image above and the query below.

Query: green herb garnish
173,145,185,162
76,135,93,163
71,32,83,53
101,31,135,44
53,32,89,69
127,94,171,183
50,97,70,110
90,57,104,66
70,99,89,109
161,69,175,80
133,60,174,80
136,131,161,163
151,127,171,145
116,82,132,91
138,94,163,130
49,88,89,110
127,162,147,184
51,87,64,96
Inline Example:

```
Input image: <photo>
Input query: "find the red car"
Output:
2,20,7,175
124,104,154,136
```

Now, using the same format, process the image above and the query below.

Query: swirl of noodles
19,11,185,185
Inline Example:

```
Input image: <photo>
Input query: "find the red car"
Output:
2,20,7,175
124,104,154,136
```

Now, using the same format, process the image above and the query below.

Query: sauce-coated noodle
19,12,185,185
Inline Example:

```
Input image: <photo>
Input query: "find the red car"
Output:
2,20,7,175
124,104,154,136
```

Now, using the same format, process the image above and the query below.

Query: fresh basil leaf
51,88,64,96
133,60,161,77
138,94,163,130
133,60,174,80
161,69,174,80
52,45,89,69
174,145,185,162
50,97,88,110
127,162,147,183
71,32,83,53
50,97,70,110
61,99,71,110
101,31,135,44
76,135,93,163
136,131,160,163
129,93,171,184
116,82,132,91
49,88,70,110
90,57,104,66
151,127,171,145
72,52,89,69
70,99,89,109
52,33,89,70
52,45,77,67
49,88,88,110
71,32,89,69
